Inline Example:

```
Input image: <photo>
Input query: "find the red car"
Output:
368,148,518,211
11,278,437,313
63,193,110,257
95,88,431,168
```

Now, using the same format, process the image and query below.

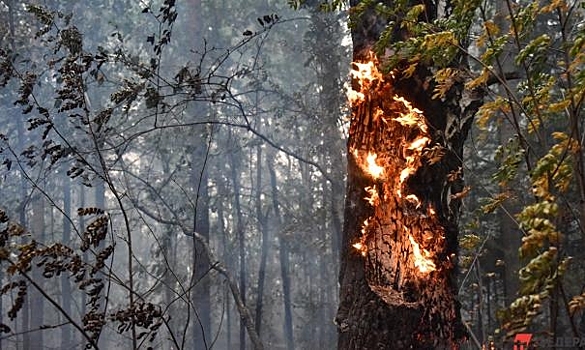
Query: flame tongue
408,234,436,274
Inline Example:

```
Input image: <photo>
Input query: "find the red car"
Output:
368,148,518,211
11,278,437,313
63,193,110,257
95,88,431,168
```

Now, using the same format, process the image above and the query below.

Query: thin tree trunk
2,3,17,348
61,168,73,348
217,180,232,349
30,194,45,349
254,146,269,337
94,166,108,348
15,109,31,349
268,156,294,350
217,179,233,349
191,127,211,350
497,122,522,303
183,1,212,347
306,4,345,345
493,0,522,305
79,183,87,326
229,149,247,350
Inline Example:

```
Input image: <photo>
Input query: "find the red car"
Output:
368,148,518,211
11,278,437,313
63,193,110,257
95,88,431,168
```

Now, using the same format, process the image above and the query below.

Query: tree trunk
183,1,212,346
79,183,87,326
30,195,45,349
61,168,73,349
268,156,294,350
308,4,346,346
254,146,269,338
217,179,232,349
229,148,247,350
493,0,522,305
13,103,28,349
191,127,211,350
336,2,478,348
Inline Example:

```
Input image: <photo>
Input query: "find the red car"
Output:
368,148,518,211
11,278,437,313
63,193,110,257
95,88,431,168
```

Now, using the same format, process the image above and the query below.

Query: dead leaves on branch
0,207,165,347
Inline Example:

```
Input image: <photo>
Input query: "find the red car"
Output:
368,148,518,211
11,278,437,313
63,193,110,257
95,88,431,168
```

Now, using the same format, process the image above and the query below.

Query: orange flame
364,186,379,206
408,234,436,274
349,53,441,279
348,58,383,104
352,218,370,257
365,153,384,179
352,150,385,179
352,242,367,257
392,96,428,133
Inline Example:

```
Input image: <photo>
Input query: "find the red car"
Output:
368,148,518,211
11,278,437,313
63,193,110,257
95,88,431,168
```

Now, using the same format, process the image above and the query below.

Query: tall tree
335,1,482,348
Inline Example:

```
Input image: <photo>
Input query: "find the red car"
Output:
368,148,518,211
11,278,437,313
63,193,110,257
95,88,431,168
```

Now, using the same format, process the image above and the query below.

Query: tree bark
229,147,247,350
254,146,269,337
191,127,211,350
336,1,480,348
268,155,295,350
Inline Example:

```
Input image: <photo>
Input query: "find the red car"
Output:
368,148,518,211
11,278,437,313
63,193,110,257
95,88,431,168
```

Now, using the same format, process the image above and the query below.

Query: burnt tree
336,1,482,348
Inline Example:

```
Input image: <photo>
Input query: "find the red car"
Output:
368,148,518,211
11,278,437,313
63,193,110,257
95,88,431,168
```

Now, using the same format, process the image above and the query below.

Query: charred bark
337,2,481,349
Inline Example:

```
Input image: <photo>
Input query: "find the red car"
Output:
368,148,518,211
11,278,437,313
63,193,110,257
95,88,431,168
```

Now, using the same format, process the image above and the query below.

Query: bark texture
336,1,480,348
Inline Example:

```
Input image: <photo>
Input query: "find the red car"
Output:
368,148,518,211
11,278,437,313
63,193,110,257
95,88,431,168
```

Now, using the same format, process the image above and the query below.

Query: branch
6,260,98,349
129,198,264,350
485,71,522,87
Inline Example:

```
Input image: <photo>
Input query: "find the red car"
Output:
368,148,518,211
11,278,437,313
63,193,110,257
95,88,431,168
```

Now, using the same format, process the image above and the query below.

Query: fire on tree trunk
335,50,471,349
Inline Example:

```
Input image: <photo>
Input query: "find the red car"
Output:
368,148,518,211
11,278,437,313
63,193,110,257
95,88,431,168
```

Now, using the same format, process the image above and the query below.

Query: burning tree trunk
336,2,480,348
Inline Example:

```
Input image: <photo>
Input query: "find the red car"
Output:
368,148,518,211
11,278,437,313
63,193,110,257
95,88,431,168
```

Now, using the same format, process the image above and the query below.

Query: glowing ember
352,242,367,257
405,194,421,208
347,89,365,103
409,234,436,273
399,167,415,184
352,219,370,257
361,219,369,235
350,61,382,84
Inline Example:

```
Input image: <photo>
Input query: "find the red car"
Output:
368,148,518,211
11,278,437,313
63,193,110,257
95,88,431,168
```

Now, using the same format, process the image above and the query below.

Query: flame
392,96,428,133
348,58,383,104
409,136,430,151
349,53,443,280
350,61,382,84
365,153,384,179
408,234,436,274
352,150,385,179
364,186,379,206
352,242,367,257
405,194,421,208
352,218,370,257
347,89,365,103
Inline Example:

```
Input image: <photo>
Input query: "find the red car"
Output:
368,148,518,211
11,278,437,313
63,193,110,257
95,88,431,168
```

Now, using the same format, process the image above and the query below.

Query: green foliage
499,249,570,336
465,0,585,339
459,233,481,251
492,136,524,187
515,34,550,67
287,0,345,11
498,293,544,336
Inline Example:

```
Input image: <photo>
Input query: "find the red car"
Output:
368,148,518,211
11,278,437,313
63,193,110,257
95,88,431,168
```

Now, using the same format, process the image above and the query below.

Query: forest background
0,0,584,349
